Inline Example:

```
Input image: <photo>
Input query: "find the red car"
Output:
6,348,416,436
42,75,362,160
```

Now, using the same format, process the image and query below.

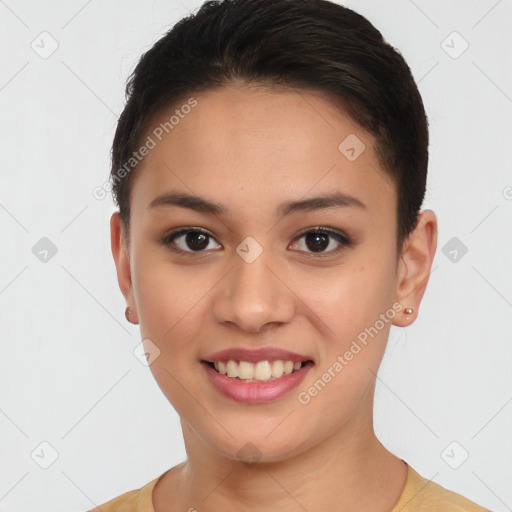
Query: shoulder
392,464,491,512
87,474,161,512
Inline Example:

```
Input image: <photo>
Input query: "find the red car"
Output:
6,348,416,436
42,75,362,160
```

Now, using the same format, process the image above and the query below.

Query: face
111,84,433,464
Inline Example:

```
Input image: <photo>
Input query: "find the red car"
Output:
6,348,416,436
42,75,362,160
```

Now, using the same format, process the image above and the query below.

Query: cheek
302,254,397,405
134,262,206,415
301,257,396,343
132,267,204,387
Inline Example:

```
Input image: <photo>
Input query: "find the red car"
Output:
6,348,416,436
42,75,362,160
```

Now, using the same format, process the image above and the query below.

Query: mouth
200,355,315,403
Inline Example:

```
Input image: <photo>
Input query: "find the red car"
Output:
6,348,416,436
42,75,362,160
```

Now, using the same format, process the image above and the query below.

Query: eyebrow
147,190,366,217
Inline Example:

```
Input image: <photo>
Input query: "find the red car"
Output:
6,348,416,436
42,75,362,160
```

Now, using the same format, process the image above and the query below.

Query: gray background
1,0,511,510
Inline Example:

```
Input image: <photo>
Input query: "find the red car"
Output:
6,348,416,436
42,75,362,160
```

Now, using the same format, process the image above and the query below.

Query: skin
110,83,437,512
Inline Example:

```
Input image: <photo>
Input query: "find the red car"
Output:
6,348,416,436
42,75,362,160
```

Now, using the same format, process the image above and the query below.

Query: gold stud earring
404,307,413,315
125,306,135,324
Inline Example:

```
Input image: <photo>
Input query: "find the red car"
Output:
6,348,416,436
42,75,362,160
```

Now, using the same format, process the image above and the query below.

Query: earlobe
392,209,438,327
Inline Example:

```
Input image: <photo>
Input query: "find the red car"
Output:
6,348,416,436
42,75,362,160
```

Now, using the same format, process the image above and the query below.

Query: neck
155,388,407,512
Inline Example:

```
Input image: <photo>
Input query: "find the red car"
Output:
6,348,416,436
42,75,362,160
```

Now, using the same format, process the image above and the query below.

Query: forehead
131,85,394,221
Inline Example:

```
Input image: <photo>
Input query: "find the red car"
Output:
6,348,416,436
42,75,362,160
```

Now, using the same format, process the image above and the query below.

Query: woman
93,0,490,510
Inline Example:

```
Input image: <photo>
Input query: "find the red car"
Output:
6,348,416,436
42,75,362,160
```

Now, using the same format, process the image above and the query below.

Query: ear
392,209,438,327
110,212,139,323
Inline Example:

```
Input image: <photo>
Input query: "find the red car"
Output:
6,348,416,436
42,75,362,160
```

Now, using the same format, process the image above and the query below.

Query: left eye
289,228,351,255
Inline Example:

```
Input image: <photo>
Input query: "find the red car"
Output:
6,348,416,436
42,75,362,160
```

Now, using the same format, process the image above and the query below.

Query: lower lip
201,361,314,404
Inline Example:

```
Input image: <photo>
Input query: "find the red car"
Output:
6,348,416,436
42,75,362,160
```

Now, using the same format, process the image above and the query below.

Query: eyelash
160,226,353,258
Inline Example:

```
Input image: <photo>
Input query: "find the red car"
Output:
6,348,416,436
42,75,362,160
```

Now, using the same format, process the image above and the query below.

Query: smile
201,358,314,403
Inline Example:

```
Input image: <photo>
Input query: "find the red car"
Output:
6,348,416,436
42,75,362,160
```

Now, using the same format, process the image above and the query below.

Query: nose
212,246,296,334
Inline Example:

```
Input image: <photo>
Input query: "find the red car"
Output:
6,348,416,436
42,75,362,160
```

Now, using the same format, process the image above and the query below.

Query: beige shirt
90,461,491,511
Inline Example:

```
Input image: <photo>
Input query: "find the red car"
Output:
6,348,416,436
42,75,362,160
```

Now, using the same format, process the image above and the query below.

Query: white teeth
238,361,254,380
283,361,294,375
211,359,306,382
226,359,238,378
271,360,284,378
253,361,272,381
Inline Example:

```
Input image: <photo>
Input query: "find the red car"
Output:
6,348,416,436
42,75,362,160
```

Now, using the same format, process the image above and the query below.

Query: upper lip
202,346,314,364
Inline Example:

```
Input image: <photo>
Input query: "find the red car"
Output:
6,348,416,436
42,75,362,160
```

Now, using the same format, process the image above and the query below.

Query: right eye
161,228,222,254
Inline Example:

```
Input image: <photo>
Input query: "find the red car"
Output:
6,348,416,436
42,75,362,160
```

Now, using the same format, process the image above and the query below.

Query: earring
125,306,135,324
404,307,414,315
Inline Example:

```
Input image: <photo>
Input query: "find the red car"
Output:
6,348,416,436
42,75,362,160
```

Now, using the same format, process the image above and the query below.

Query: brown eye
289,228,352,256
162,228,221,253
304,232,330,252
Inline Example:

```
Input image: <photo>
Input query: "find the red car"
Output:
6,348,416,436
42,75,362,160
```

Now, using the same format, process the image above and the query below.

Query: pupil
186,232,208,251
306,232,328,252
